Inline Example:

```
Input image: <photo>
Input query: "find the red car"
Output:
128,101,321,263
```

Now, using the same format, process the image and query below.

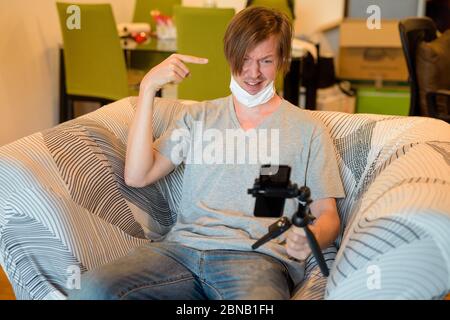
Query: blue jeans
68,242,293,300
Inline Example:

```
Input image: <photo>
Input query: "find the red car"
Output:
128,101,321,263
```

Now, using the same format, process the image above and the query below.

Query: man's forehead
246,36,279,58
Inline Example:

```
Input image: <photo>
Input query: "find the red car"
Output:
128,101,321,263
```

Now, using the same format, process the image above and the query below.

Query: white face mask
229,76,275,108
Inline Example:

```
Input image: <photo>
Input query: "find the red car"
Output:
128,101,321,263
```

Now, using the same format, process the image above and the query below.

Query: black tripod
248,184,330,277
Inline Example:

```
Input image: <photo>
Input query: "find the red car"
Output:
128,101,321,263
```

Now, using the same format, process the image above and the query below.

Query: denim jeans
68,242,294,300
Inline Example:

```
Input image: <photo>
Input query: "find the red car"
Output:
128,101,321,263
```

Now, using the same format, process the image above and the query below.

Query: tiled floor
0,266,15,300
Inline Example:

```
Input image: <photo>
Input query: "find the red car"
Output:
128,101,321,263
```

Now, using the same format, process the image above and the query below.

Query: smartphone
253,165,291,218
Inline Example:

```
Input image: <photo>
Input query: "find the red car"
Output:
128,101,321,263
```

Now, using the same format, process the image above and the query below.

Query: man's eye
262,60,272,64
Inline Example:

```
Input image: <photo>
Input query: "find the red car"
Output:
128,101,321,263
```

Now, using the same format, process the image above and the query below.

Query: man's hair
223,6,293,76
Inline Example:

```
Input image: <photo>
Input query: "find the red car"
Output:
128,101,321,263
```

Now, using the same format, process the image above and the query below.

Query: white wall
0,0,344,146
296,0,345,35
0,0,134,147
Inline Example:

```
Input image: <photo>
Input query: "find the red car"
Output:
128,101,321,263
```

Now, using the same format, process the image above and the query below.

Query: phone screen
253,165,291,218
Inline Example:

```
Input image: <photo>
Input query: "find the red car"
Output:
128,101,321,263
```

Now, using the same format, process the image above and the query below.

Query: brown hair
223,6,293,75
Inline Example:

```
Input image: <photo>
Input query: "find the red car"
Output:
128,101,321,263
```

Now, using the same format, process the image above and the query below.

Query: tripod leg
304,226,329,277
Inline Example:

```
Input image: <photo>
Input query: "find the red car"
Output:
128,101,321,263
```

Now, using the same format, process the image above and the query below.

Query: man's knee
67,270,121,300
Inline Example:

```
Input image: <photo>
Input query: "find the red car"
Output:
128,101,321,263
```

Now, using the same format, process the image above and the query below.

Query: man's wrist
309,224,323,249
140,83,160,97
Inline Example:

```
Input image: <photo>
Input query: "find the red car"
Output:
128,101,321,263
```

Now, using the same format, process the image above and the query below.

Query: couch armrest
0,183,148,300
326,174,450,299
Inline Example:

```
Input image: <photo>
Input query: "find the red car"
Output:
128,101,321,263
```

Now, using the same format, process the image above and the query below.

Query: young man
70,7,344,300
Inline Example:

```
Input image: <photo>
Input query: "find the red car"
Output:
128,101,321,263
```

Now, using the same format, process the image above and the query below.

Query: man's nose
246,61,261,78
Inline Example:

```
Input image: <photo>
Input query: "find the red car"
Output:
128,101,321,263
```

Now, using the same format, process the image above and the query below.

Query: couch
0,97,449,300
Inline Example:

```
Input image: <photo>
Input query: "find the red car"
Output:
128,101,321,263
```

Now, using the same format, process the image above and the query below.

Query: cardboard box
338,19,408,82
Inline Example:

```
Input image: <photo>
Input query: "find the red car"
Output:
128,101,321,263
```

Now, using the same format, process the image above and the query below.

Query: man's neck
232,94,282,130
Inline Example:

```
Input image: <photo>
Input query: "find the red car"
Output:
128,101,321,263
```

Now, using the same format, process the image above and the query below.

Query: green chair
130,0,181,71
56,3,142,122
133,0,181,32
246,0,295,21
174,6,235,101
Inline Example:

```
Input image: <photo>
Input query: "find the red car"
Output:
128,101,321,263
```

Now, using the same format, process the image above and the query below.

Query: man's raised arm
124,54,208,187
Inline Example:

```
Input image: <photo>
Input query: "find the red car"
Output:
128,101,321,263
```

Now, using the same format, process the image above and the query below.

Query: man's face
234,35,279,95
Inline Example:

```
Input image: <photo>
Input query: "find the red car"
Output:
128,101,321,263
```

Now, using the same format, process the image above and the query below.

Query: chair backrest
398,17,437,116
133,0,181,31
174,6,235,101
246,0,295,21
56,3,129,101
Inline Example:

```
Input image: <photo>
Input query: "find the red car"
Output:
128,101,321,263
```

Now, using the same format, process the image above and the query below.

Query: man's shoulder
280,100,327,134
183,95,230,119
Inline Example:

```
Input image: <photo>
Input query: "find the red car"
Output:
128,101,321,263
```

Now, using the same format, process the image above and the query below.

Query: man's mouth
245,80,263,86
243,80,265,93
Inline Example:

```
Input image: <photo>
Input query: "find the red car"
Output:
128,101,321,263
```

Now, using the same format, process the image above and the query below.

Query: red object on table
132,32,148,44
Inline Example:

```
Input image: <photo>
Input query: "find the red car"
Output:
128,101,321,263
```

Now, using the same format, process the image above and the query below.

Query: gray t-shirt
153,95,345,285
